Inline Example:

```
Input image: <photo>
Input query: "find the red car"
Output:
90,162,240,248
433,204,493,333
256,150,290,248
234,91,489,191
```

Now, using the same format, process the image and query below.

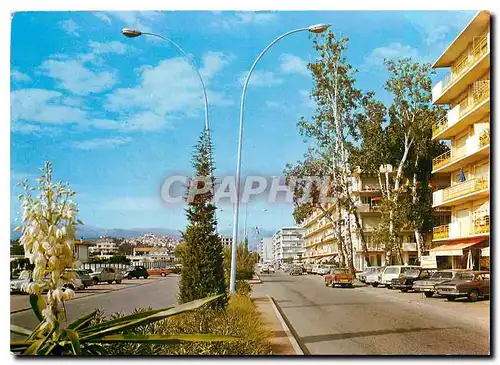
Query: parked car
168,264,182,274
391,268,435,292
435,271,490,302
317,265,332,275
324,268,355,288
303,264,312,274
260,265,269,274
124,266,149,279
311,264,321,274
90,267,124,285
413,270,470,297
365,267,385,287
358,266,381,283
380,265,420,288
11,272,85,294
147,267,170,277
67,269,94,288
269,265,275,273
289,265,303,276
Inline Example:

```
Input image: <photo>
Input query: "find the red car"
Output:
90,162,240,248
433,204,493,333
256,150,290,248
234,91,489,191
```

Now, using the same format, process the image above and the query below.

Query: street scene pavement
11,276,179,333
253,271,490,355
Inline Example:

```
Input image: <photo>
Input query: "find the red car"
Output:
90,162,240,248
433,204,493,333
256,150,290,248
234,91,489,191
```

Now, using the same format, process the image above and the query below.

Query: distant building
88,238,119,256
272,227,304,265
220,235,233,248
259,237,273,263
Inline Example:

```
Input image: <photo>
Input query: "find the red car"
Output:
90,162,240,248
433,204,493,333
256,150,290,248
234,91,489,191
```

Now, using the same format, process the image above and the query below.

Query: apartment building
219,235,233,248
88,238,119,256
259,237,273,263
272,227,304,265
429,11,490,270
302,203,338,264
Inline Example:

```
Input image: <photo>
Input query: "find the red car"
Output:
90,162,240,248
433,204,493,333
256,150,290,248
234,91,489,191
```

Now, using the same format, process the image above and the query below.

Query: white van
380,265,420,288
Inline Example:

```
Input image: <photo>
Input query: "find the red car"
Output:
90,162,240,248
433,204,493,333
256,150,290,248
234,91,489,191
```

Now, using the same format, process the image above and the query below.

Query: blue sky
10,10,476,241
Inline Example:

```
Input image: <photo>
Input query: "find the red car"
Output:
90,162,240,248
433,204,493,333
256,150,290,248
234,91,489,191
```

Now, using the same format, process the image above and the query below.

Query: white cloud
239,70,283,87
105,52,232,126
39,59,117,95
211,11,277,29
363,43,421,69
94,12,112,24
11,70,31,83
71,137,132,150
59,19,80,36
11,89,86,124
279,53,309,76
88,41,130,55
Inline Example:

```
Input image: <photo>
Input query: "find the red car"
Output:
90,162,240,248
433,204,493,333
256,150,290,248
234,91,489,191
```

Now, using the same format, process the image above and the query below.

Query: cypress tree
178,131,226,307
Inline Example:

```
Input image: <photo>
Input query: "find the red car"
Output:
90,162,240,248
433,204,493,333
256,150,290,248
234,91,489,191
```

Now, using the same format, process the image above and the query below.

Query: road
254,271,490,355
11,276,180,332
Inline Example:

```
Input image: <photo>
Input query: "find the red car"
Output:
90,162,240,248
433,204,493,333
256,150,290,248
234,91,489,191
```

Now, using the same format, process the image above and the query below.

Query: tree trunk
343,212,356,274
352,207,370,267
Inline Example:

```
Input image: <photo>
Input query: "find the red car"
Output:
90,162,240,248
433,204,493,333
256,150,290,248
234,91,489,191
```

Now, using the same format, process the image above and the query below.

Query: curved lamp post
229,24,330,293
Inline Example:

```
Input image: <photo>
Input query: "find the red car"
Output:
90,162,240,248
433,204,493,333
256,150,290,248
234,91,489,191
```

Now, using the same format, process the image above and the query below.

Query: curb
268,296,308,355
249,272,262,284
10,277,167,315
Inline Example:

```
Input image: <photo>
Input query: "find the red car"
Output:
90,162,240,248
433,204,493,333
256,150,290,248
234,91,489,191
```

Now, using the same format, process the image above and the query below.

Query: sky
10,10,476,244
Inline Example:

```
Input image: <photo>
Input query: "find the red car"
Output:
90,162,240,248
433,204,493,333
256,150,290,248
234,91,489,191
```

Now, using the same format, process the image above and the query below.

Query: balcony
432,132,490,174
432,34,490,104
402,242,417,252
433,212,489,241
432,81,490,141
357,203,381,213
433,177,489,207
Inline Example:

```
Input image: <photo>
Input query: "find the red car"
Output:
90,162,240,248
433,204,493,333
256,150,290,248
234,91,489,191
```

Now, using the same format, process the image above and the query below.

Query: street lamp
229,24,331,293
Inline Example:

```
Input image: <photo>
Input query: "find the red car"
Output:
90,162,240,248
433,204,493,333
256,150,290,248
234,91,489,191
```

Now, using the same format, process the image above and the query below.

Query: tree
10,239,25,256
178,131,226,307
284,31,364,273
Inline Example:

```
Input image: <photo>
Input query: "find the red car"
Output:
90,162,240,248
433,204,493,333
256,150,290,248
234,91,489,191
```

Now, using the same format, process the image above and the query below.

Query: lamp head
308,24,330,33
122,28,142,38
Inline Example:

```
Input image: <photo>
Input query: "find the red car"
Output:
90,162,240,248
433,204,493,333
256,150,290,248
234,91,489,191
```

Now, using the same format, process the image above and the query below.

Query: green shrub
103,294,271,355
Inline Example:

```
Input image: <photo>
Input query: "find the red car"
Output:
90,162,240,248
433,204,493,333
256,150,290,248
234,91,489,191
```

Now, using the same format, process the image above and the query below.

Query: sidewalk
252,292,301,355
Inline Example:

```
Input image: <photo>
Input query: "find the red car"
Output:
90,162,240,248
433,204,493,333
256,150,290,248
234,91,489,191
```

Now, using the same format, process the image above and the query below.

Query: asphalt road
11,275,180,332
254,271,490,355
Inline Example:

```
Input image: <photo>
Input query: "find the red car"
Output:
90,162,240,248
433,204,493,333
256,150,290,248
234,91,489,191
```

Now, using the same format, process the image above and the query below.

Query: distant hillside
11,225,182,240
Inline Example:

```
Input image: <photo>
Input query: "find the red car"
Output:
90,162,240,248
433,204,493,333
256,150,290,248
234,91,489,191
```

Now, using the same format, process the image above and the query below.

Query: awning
371,196,381,201
318,255,335,263
430,239,487,257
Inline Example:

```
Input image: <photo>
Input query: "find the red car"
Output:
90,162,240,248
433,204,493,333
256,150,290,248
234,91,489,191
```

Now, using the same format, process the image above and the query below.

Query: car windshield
431,271,453,279
333,269,349,275
400,267,418,274
456,272,474,280
385,267,399,274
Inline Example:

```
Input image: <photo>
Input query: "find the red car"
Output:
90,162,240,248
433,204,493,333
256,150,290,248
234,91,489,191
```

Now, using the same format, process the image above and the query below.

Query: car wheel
93,277,99,285
144,275,149,279
386,285,392,289
401,288,408,293
468,289,479,302
107,280,113,284
372,283,378,287
64,284,75,291
127,275,133,280
446,296,456,301
116,280,122,284
161,272,166,277
424,292,434,298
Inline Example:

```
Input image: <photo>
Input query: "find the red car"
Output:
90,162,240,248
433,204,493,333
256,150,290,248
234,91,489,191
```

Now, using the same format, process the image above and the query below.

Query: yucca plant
11,294,236,355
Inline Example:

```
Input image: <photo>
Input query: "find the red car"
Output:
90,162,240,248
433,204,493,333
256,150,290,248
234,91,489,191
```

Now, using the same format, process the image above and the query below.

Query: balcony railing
473,212,490,234
432,150,451,170
432,116,448,138
433,224,450,240
458,80,490,117
441,35,489,91
442,177,488,202
479,129,490,147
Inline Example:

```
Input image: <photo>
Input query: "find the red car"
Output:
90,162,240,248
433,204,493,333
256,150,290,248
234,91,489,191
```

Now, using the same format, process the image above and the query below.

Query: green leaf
65,329,82,355
29,294,46,323
10,340,35,353
81,295,222,341
79,306,173,335
22,339,45,355
90,333,238,345
67,310,97,331
10,325,33,337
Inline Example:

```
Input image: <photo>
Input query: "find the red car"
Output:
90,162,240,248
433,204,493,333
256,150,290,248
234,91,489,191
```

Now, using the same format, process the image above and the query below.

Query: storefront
430,239,488,270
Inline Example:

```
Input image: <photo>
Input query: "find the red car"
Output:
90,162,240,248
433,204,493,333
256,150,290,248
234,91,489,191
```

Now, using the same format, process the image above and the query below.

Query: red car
147,268,171,277
324,268,355,288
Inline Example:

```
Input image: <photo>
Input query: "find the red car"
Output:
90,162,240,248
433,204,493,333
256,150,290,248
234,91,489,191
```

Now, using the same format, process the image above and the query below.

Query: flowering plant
15,161,82,331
